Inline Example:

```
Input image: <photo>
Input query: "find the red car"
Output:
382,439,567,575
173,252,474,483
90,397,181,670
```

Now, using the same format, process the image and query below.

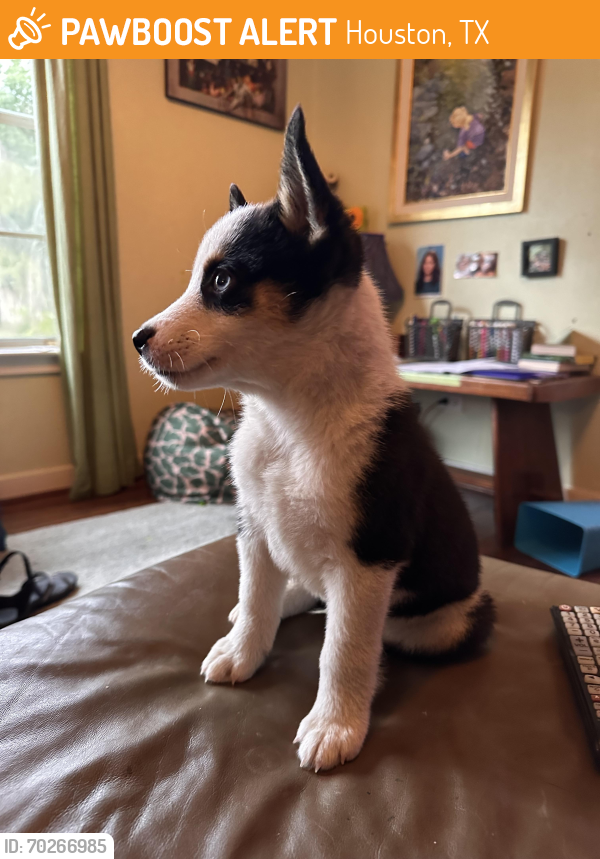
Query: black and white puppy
133,106,495,772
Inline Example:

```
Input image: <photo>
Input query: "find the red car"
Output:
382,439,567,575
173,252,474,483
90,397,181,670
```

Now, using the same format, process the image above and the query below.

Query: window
0,59,57,348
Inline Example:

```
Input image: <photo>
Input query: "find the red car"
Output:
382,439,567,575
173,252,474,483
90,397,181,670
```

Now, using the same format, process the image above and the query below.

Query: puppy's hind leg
281,579,322,619
229,577,321,624
384,587,496,659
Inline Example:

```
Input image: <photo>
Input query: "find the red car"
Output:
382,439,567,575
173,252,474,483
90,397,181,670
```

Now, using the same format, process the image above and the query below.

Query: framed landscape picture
390,60,537,224
522,238,559,277
165,59,287,130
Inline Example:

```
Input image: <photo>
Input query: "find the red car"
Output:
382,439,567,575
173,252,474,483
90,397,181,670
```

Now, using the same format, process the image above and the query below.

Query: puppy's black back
352,398,492,655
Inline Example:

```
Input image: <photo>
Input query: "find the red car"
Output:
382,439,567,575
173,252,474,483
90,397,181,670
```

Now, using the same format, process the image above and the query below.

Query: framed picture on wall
522,238,559,277
389,60,537,224
454,252,498,279
415,245,444,295
165,60,287,130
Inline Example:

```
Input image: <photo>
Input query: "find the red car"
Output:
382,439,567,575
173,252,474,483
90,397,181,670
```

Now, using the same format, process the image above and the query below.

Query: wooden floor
1,479,155,534
460,487,600,586
2,478,599,587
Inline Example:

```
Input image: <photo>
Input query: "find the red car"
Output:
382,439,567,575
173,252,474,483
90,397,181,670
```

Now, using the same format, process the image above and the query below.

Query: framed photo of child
389,60,537,224
415,245,444,295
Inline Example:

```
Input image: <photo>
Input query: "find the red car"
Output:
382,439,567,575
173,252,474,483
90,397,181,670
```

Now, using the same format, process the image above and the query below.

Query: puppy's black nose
133,326,155,353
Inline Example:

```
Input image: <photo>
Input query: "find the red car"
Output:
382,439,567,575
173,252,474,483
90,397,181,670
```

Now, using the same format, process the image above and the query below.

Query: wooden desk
406,374,600,547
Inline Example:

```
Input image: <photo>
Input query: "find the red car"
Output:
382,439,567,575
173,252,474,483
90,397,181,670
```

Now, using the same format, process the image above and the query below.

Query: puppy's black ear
277,105,338,240
229,184,247,211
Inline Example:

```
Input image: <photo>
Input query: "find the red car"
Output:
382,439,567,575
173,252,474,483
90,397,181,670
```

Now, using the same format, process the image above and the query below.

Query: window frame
0,83,59,370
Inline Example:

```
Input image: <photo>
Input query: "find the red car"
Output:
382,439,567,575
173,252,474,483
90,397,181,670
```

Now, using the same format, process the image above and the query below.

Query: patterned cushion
144,404,236,504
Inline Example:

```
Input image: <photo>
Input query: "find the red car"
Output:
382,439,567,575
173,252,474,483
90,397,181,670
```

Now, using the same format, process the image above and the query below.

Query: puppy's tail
383,587,496,662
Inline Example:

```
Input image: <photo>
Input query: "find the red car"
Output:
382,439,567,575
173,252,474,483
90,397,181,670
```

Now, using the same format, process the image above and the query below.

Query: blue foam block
515,501,600,577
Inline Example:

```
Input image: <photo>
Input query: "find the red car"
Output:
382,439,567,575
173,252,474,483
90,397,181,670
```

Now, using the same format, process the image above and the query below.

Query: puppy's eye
214,270,231,290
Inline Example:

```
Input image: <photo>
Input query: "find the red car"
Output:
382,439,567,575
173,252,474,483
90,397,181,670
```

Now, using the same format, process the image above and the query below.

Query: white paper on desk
397,359,519,375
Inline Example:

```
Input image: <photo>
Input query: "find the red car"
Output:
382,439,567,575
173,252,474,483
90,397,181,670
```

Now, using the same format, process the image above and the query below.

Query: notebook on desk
398,358,534,376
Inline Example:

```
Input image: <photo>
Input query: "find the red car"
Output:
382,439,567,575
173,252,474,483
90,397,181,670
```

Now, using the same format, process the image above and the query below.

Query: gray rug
2,502,238,602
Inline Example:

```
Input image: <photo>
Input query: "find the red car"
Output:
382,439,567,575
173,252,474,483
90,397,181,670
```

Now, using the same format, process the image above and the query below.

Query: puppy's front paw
201,632,266,685
294,707,368,772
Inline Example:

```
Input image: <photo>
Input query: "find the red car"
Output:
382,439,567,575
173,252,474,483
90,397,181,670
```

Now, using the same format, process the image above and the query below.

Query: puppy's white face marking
136,205,283,392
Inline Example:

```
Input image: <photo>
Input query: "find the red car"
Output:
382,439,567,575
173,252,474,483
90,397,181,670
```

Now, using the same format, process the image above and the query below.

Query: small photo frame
415,245,444,296
454,252,498,279
522,238,559,277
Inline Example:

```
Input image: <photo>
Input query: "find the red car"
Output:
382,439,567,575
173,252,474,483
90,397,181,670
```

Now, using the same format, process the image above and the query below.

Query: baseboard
446,465,600,502
566,486,600,502
1,465,596,504
444,458,493,477
447,465,494,495
0,464,74,500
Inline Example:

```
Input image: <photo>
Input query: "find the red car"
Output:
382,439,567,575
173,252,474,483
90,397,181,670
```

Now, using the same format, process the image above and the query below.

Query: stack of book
518,344,596,375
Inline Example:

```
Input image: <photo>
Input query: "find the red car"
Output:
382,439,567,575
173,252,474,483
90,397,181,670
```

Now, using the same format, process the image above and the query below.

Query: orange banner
1,0,599,59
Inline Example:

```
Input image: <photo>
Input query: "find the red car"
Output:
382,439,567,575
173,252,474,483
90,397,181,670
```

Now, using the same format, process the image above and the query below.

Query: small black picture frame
522,238,559,278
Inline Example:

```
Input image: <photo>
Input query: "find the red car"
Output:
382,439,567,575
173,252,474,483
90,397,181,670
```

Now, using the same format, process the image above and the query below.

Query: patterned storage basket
467,300,536,363
144,404,236,504
406,300,463,361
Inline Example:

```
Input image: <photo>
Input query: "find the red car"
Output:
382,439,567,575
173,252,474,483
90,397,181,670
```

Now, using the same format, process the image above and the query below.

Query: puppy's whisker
216,388,227,418
168,355,173,369
187,329,202,340
174,351,186,372
227,389,237,426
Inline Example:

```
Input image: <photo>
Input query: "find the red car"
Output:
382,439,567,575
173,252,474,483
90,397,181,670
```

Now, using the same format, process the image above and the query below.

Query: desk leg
492,399,563,547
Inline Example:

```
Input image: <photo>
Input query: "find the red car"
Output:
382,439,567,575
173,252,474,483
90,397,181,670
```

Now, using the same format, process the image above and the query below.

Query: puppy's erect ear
277,105,337,241
229,184,247,212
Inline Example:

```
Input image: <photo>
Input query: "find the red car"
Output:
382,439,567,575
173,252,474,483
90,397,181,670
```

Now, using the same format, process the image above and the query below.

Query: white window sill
0,345,61,377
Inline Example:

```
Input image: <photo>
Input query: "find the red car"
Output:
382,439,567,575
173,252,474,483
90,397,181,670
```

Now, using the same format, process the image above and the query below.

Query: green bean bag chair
144,404,236,504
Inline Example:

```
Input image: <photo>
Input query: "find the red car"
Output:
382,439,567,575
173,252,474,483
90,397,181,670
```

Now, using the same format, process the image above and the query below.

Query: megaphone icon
8,12,48,50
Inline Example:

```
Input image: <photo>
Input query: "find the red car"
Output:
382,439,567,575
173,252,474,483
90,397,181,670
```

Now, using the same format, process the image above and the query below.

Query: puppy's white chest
232,422,342,587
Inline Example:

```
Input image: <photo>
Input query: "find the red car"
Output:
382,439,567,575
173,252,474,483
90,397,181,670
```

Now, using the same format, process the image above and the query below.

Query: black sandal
0,551,78,630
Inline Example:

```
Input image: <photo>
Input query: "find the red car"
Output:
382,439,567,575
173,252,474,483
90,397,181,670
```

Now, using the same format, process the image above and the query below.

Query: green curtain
34,60,138,499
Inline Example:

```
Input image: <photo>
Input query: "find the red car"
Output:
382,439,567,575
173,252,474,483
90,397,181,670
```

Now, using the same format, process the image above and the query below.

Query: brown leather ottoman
1,536,599,858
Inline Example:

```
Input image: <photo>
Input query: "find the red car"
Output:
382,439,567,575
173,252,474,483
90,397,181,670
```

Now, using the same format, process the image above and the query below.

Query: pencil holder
467,300,535,363
406,300,463,361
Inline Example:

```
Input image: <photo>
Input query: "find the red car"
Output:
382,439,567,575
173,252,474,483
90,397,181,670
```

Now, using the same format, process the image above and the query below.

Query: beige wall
2,59,599,497
0,373,72,498
0,374,70,472
306,59,600,493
